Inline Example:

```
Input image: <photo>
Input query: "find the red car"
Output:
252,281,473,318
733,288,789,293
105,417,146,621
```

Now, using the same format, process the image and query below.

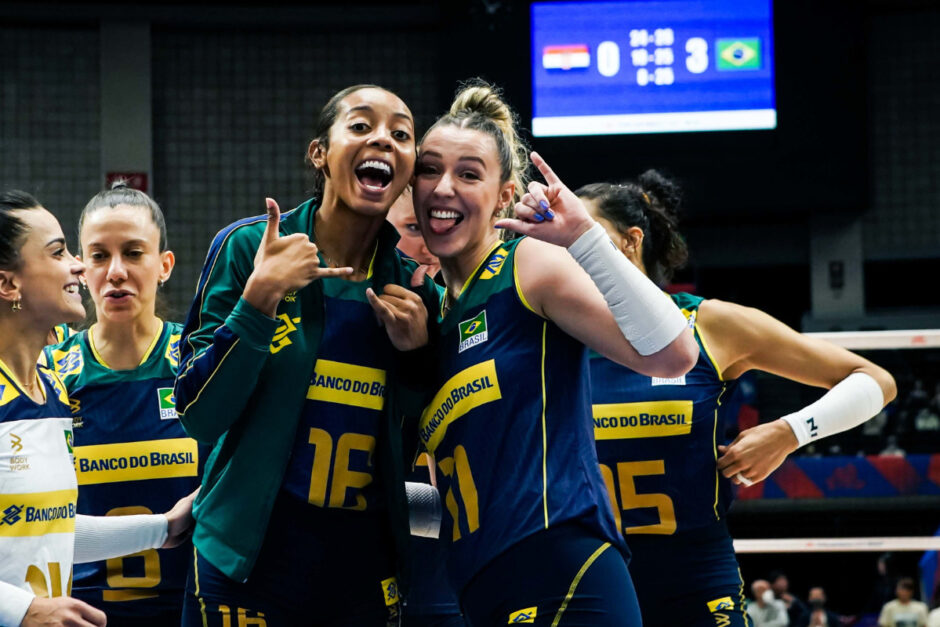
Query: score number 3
600,460,677,535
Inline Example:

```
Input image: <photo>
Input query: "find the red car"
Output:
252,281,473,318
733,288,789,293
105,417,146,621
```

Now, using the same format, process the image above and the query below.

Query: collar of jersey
0,356,46,404
439,239,504,320
88,320,165,370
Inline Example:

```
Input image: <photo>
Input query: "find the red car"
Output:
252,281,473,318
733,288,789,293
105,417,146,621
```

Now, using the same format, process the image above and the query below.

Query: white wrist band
781,372,885,448
0,580,34,627
73,514,169,563
406,481,441,539
568,222,687,356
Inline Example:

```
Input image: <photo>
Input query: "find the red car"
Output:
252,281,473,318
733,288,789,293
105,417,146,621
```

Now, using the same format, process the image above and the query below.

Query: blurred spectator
770,571,809,627
929,605,940,627
878,578,928,627
748,579,790,626
806,587,844,627
880,435,906,457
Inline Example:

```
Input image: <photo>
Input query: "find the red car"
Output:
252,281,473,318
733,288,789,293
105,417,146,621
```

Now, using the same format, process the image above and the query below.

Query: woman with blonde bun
412,80,697,626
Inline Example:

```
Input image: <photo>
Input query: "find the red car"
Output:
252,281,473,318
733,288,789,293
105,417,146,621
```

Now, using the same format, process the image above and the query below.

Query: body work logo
458,310,488,353
157,388,178,420
165,334,181,369
508,607,537,623
480,248,508,279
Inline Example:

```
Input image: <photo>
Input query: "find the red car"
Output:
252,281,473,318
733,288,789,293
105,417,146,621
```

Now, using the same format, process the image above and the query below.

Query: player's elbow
645,329,698,378
876,368,898,405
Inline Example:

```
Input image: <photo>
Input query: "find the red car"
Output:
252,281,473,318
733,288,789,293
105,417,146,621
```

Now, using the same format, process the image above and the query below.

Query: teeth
357,160,391,175
65,285,78,294
430,209,461,219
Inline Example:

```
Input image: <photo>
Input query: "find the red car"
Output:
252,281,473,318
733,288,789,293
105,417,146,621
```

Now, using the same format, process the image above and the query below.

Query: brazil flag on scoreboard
716,38,761,70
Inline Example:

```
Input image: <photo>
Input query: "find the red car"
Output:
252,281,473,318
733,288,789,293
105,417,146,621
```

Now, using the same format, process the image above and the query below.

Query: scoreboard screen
531,0,775,137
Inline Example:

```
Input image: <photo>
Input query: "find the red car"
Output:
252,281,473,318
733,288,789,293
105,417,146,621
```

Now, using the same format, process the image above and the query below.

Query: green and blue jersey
44,322,200,616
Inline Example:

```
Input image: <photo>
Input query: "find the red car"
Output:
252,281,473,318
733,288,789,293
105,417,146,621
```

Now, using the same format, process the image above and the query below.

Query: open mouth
428,208,464,235
105,290,132,301
64,284,79,295
355,159,394,191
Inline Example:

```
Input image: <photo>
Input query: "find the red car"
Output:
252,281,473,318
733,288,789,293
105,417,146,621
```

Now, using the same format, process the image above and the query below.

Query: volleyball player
175,85,440,626
576,175,897,626
44,183,201,625
0,190,193,627
411,81,697,626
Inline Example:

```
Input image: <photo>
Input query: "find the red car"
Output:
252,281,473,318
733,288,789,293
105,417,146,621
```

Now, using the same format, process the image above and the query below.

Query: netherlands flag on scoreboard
542,45,590,70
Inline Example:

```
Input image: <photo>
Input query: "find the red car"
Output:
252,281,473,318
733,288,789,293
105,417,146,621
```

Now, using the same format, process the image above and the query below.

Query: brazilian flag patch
716,38,761,70
157,387,178,420
458,310,489,353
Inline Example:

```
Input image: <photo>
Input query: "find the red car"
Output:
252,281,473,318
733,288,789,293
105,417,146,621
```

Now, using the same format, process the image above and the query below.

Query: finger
520,192,541,212
494,217,538,235
366,287,396,324
735,472,755,487
717,445,728,454
381,283,422,300
376,293,413,314
526,181,553,219
77,601,108,626
530,151,562,187
263,198,281,245
313,266,354,278
512,203,543,223
411,264,429,287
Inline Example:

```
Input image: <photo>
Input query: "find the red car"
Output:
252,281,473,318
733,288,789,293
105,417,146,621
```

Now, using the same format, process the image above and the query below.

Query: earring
11,299,21,311
158,280,166,288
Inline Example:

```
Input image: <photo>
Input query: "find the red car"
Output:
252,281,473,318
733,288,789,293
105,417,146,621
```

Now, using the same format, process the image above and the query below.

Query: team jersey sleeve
174,222,279,443
0,580,33,627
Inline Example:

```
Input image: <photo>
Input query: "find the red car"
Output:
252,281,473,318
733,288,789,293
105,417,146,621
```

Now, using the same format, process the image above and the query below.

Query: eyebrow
420,150,487,168
347,105,413,124
87,238,149,247
44,237,66,248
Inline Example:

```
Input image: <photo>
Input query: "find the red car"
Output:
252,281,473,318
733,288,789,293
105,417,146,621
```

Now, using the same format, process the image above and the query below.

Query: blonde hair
423,79,529,218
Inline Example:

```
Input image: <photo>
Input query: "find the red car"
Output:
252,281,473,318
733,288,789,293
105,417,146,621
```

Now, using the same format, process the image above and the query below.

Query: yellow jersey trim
551,542,611,627
540,322,549,529
513,254,539,315
440,241,503,319
695,318,724,381
0,357,45,404
89,321,165,370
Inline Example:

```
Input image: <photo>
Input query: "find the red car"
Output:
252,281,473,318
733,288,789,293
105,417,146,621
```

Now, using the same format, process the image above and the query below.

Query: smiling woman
0,190,195,627
173,85,441,626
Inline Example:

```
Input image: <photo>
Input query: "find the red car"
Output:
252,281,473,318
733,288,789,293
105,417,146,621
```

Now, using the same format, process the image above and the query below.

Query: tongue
360,174,386,189
430,217,457,235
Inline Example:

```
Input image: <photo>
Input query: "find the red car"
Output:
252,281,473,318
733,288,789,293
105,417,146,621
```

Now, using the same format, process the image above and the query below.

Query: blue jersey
282,274,391,514
590,293,735,536
590,293,749,618
420,239,625,593
44,322,200,616
0,361,77,601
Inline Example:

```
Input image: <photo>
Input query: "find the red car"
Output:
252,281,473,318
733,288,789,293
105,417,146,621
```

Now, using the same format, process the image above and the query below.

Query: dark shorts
627,522,750,627
182,492,400,627
460,523,641,627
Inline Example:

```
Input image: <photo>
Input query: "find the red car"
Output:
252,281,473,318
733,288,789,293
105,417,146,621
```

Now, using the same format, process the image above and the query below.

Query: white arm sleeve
406,482,441,539
73,514,168,564
781,372,885,448
567,222,688,356
0,580,33,627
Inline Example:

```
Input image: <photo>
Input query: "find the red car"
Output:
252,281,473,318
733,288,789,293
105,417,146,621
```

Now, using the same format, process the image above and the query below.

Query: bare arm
703,299,896,484
514,236,697,378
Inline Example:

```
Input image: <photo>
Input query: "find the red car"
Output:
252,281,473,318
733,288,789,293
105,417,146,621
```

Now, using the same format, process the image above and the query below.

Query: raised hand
22,597,107,627
716,419,799,486
365,265,430,351
494,152,596,248
244,198,352,316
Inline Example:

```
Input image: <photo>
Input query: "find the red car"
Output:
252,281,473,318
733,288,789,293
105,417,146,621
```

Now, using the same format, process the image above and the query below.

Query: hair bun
109,179,130,191
450,80,514,128
637,169,681,220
